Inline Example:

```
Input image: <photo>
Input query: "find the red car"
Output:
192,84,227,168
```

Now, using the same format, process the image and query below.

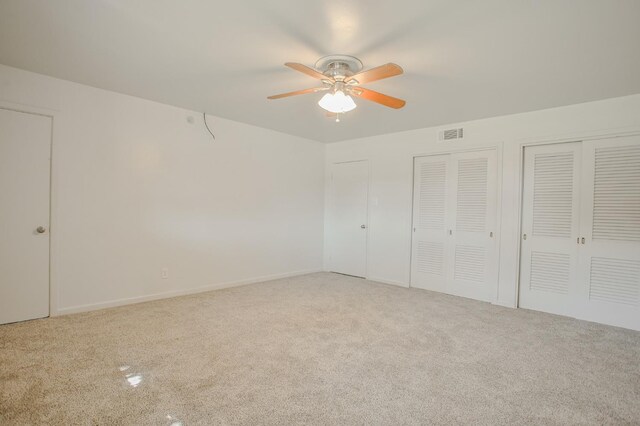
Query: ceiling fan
267,55,405,121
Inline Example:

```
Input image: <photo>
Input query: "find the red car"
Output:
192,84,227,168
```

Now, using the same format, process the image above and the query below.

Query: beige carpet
1,272,639,425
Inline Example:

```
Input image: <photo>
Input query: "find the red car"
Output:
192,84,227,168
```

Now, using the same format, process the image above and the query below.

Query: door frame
0,103,55,318
514,127,640,309
328,159,371,278
409,146,502,301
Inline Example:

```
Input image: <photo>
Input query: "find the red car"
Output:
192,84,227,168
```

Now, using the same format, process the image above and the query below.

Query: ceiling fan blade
285,62,332,81
350,87,406,109
345,63,403,84
267,87,328,100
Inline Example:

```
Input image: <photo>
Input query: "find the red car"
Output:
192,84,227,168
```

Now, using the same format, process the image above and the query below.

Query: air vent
439,128,464,141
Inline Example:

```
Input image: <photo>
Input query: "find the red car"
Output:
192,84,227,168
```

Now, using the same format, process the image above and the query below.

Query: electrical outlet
161,268,169,279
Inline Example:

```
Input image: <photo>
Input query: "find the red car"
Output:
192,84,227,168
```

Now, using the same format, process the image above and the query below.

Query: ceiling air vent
439,128,464,141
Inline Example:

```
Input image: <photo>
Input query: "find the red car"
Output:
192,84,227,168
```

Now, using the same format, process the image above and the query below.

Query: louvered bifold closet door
577,136,640,330
447,150,498,302
519,143,582,316
411,154,450,291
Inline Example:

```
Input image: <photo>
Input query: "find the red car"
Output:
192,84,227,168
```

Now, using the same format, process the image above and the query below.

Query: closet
519,136,640,330
410,149,498,302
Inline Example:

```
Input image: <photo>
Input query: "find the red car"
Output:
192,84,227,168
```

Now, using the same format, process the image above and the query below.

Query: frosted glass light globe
318,90,357,113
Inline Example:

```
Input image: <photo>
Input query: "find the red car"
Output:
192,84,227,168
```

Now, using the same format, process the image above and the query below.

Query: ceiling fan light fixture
318,90,357,113
268,57,405,114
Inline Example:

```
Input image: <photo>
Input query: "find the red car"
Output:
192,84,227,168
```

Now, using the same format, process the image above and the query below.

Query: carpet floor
1,272,639,425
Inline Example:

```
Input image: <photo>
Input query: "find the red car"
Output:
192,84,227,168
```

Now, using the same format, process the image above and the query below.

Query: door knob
36,226,46,234
361,225,366,229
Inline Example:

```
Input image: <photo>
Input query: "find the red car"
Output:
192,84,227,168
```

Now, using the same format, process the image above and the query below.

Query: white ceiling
1,0,639,143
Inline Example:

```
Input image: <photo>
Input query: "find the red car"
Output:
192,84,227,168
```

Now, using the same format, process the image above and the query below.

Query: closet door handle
581,237,585,244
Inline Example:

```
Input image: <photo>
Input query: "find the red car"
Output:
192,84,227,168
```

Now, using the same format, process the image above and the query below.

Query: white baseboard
367,276,410,288
320,270,410,288
54,268,322,316
492,299,517,308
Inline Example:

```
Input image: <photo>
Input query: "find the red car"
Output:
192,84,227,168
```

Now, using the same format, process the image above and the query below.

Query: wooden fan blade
345,63,403,84
285,62,332,81
350,87,406,109
267,87,328,100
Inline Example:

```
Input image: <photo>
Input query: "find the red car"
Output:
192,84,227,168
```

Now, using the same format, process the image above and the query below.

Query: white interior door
411,154,450,291
577,137,640,330
329,160,368,277
411,149,498,300
448,150,498,301
519,142,582,316
0,109,51,324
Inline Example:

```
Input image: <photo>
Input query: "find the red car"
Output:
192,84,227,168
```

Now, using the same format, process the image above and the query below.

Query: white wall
325,94,640,307
0,64,325,314
3,62,639,317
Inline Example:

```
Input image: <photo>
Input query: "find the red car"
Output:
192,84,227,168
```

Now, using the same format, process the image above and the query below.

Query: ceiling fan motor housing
315,55,363,81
